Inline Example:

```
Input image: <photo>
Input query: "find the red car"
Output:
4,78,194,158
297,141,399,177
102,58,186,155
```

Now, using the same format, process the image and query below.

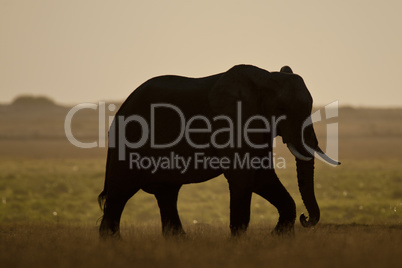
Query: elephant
98,64,340,238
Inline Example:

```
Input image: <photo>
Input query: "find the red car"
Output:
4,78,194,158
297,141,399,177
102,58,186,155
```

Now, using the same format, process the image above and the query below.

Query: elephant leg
227,178,253,236
99,187,139,239
253,173,296,235
154,185,185,237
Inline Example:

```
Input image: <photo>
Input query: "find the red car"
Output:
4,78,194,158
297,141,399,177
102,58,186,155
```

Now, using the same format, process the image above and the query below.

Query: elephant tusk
313,146,341,166
287,143,312,161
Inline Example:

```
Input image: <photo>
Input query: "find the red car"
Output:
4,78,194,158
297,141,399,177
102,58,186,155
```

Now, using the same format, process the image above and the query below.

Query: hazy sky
1,0,401,106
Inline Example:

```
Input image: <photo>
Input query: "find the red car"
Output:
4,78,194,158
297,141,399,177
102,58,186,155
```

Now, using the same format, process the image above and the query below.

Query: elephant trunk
296,158,320,227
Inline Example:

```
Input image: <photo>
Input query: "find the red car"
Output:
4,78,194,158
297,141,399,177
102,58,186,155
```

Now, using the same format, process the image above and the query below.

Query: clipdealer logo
64,101,339,171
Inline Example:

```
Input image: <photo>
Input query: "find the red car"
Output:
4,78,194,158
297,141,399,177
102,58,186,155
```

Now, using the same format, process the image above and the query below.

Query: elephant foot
230,225,248,237
99,218,122,241
162,227,186,238
271,223,295,237
99,229,122,241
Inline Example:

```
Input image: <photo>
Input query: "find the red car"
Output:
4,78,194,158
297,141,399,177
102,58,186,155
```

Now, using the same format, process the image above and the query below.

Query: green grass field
0,102,401,267
1,157,401,226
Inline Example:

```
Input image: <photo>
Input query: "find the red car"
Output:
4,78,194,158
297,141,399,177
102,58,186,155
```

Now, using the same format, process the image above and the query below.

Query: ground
0,223,401,268
0,103,401,267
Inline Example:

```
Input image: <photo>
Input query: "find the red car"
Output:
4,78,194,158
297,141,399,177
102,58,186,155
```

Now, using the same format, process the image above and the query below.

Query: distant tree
11,95,56,107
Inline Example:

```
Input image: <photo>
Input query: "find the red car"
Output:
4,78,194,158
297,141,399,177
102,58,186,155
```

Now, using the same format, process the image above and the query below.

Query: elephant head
278,65,320,227
209,64,340,227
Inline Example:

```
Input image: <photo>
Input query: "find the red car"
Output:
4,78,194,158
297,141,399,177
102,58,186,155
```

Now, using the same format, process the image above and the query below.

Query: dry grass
0,223,401,268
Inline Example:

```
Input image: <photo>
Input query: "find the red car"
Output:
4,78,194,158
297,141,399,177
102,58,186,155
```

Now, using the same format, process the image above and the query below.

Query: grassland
0,101,401,267
1,223,401,268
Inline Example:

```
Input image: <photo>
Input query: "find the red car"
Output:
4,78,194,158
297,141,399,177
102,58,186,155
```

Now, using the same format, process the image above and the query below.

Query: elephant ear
208,65,264,116
280,66,293,74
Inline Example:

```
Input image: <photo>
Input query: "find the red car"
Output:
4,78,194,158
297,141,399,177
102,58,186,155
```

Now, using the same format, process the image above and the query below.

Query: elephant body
98,64,334,238
111,72,223,183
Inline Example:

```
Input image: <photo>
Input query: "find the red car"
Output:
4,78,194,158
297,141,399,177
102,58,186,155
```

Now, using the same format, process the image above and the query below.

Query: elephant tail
98,147,112,212
98,190,107,212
